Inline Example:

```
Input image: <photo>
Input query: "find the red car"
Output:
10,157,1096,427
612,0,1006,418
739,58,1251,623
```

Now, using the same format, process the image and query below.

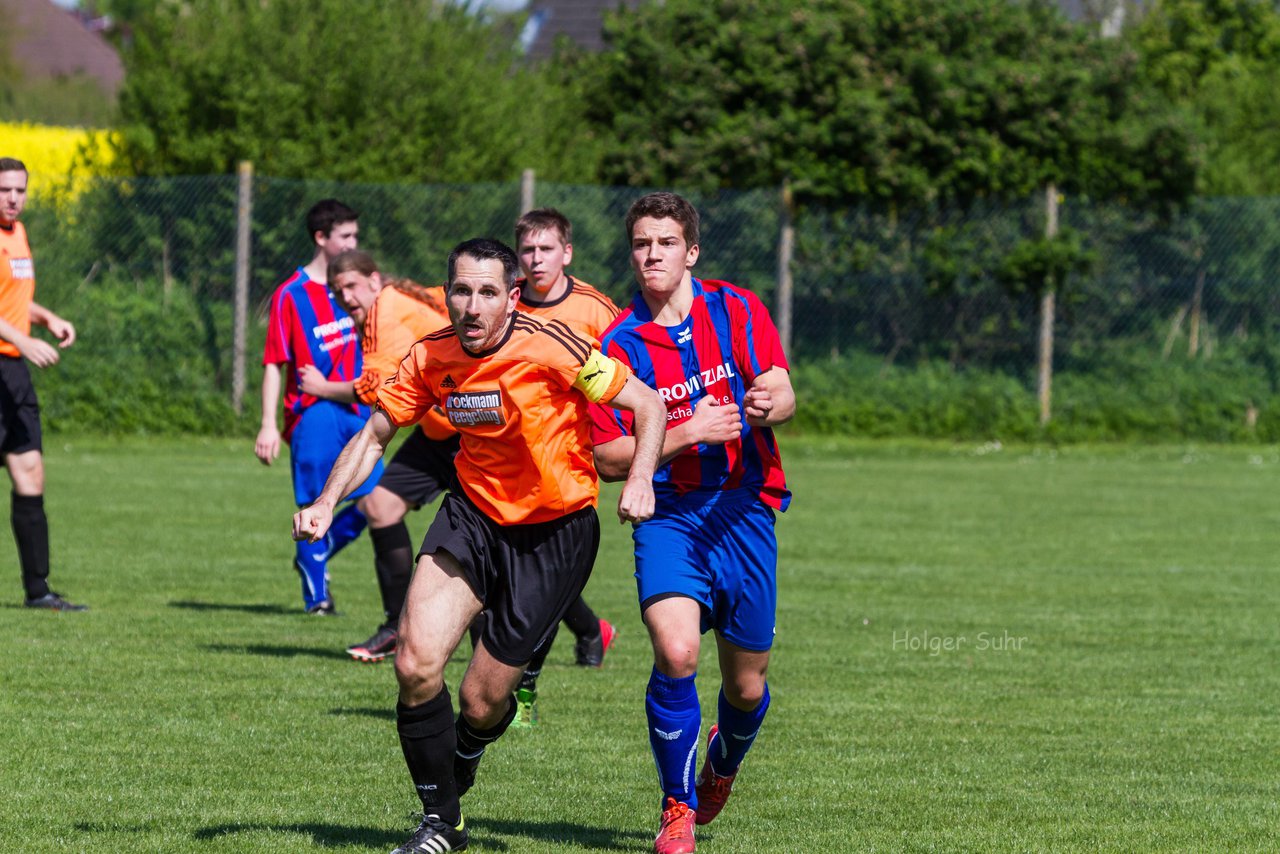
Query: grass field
1,435,1277,852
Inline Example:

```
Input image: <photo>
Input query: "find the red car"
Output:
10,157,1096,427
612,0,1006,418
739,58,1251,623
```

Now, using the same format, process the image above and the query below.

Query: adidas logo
440,375,457,389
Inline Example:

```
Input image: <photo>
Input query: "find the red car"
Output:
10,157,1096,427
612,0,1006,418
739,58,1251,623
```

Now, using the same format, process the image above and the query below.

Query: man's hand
45,316,75,349
616,476,655,524
687,395,742,445
743,375,774,425
297,364,326,397
17,336,59,368
293,502,334,543
255,425,281,465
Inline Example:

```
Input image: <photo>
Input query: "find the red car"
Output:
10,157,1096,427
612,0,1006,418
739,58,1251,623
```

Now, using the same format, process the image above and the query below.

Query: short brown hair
625,192,699,247
515,207,572,247
0,157,27,174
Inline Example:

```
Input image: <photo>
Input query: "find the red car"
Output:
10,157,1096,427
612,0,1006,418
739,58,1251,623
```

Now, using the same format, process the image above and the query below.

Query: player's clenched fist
743,374,774,424
688,395,742,445
293,503,334,543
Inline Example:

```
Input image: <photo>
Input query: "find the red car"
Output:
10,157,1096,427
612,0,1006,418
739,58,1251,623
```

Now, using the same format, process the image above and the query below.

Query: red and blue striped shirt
262,267,363,441
590,278,791,511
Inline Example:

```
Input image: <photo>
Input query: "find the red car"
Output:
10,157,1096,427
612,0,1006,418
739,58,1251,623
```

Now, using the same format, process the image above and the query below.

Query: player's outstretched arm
293,408,398,543
255,363,283,465
743,366,796,427
593,394,742,483
604,375,663,524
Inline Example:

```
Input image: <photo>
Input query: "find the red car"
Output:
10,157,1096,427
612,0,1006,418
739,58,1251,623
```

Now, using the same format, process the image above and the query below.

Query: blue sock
646,668,701,811
327,503,368,556
710,683,770,777
294,536,331,609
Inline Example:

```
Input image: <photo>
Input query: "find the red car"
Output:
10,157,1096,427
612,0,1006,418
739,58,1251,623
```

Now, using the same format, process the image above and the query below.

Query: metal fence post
232,161,253,416
776,179,795,357
1037,183,1058,427
521,169,536,215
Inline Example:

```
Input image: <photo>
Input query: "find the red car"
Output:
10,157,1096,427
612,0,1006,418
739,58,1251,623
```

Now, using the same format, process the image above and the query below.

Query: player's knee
394,638,446,702
361,488,408,528
652,641,699,678
456,682,508,729
722,676,766,710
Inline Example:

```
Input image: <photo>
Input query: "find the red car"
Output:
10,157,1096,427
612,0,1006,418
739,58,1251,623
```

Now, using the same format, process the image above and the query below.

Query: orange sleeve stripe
528,317,592,365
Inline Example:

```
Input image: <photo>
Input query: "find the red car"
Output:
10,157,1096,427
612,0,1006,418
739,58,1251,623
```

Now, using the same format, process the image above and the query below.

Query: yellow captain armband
573,350,620,403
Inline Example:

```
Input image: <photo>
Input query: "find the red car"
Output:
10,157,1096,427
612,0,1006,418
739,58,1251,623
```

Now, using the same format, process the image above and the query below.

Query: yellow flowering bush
0,122,117,205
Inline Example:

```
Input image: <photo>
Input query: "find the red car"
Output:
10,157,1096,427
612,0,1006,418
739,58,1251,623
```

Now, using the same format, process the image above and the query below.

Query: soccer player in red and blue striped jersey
256,200,381,613
591,192,795,854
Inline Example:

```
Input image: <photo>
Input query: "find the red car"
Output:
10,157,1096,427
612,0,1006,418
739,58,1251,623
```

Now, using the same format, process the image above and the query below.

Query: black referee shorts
419,491,600,667
0,356,42,459
380,428,461,508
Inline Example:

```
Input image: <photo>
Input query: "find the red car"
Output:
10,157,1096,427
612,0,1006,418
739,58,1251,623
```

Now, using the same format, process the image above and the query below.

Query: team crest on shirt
446,390,505,426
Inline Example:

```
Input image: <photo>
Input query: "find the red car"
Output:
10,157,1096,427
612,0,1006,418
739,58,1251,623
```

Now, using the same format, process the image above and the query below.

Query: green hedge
791,349,1277,443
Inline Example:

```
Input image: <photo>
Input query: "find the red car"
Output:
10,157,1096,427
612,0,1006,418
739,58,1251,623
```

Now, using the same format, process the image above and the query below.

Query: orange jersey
0,222,35,359
356,282,454,439
518,276,619,342
377,312,631,525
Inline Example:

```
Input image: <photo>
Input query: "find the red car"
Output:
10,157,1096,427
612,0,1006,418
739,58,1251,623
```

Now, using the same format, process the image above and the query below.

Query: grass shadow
192,821,407,849
170,599,294,615
469,816,655,851
328,706,396,721
203,643,350,660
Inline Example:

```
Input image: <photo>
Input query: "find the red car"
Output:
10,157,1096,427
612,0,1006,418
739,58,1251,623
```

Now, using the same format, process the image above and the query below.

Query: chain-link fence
20,173,1280,435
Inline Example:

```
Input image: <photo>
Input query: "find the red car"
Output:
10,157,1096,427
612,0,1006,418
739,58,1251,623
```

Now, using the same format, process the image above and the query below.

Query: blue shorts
289,400,383,506
633,487,777,652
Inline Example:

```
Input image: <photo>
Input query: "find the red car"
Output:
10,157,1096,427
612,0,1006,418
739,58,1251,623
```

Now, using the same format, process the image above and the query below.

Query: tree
111,0,597,183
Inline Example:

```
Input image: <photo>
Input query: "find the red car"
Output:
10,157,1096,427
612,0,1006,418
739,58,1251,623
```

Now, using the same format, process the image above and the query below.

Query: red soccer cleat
654,797,696,854
694,725,737,825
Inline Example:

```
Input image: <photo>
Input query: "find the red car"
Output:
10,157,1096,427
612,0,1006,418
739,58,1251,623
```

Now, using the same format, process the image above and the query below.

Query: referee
0,158,84,611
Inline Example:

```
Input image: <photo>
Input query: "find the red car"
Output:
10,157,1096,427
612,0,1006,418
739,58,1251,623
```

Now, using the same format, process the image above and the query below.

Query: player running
293,237,664,854
591,192,796,854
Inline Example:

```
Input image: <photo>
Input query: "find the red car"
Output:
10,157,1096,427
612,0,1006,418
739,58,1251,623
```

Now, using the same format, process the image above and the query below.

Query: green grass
1,436,1277,852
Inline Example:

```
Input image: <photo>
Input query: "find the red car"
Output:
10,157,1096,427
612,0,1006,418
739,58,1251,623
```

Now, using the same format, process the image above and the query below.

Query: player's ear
370,271,383,291
563,242,573,266
686,242,700,269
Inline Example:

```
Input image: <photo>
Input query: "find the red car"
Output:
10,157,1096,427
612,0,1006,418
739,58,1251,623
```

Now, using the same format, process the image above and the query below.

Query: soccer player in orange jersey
293,238,664,854
297,249,452,661
510,208,622,723
0,158,84,611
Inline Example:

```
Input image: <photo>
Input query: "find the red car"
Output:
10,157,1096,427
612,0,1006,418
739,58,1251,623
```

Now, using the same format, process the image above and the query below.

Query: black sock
521,625,558,691
397,688,460,825
370,522,413,625
12,493,49,600
456,695,518,757
562,596,600,640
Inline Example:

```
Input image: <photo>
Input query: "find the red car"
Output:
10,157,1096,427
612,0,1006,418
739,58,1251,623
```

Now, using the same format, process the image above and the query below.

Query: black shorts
0,356,42,459
380,428,461,508
419,491,600,667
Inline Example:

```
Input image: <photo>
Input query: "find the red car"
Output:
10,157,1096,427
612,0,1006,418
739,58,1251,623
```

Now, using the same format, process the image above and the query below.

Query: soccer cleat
23,592,87,612
454,748,483,798
509,687,538,728
306,599,338,616
390,813,468,853
694,725,737,825
654,797,696,854
575,617,617,667
347,624,398,662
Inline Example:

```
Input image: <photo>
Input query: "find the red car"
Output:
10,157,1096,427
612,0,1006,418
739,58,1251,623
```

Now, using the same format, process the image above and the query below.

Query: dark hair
306,198,359,239
515,207,572,247
447,238,520,290
327,249,378,284
0,158,27,174
625,191,700,247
